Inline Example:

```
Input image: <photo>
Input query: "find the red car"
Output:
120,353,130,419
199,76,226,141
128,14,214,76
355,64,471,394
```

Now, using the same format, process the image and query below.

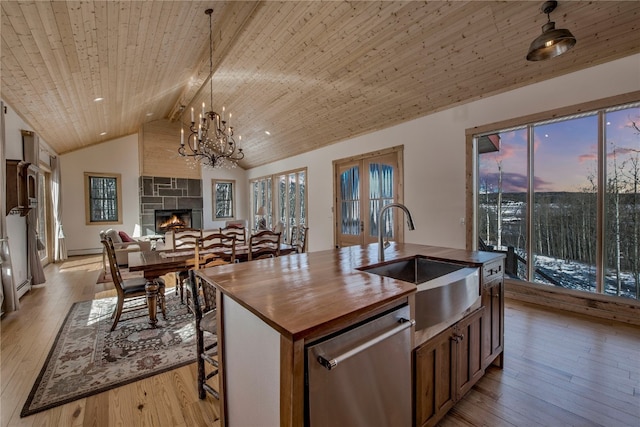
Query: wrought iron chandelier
179,8,244,168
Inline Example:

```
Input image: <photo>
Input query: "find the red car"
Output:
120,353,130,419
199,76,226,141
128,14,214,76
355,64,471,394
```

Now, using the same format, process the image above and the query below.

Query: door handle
317,318,415,371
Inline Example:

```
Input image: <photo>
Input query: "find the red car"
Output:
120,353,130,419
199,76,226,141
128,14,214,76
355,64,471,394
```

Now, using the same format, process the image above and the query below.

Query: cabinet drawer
482,260,503,288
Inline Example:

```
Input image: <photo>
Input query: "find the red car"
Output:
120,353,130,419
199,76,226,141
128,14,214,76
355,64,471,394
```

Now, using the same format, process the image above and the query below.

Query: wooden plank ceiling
2,1,639,169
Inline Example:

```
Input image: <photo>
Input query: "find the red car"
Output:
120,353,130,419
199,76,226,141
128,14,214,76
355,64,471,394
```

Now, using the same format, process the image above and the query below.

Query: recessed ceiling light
100,132,107,136
94,97,104,102
265,131,271,135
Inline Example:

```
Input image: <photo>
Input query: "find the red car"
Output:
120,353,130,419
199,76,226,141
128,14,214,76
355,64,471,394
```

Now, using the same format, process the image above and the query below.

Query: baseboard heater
17,278,31,298
67,248,102,257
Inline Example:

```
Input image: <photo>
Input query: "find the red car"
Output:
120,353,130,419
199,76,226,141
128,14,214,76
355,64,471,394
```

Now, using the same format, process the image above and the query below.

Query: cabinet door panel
455,307,485,399
414,328,455,427
491,285,502,352
481,281,504,370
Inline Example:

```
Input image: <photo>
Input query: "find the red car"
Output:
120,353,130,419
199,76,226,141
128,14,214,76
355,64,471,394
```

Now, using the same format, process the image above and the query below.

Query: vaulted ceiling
2,1,639,169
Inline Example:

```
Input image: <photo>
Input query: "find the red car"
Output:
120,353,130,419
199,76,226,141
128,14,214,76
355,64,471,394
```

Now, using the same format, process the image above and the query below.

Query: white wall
201,166,249,231
248,54,640,253
61,134,140,255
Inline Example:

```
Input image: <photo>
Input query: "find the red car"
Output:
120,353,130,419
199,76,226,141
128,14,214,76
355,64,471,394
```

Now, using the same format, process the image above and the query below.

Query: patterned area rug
21,294,195,417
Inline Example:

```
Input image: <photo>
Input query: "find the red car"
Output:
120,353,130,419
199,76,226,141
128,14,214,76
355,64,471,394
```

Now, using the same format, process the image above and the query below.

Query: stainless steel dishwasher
305,304,414,427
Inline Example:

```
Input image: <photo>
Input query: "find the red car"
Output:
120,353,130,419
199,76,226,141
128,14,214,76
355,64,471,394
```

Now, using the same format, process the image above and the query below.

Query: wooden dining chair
172,228,202,303
172,228,202,250
220,224,246,244
188,269,219,400
102,237,166,331
289,225,298,245
184,234,236,311
248,230,281,261
294,226,309,253
199,232,236,265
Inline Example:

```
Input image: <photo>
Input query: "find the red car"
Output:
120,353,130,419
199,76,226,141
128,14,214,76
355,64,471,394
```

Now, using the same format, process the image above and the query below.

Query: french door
334,147,403,248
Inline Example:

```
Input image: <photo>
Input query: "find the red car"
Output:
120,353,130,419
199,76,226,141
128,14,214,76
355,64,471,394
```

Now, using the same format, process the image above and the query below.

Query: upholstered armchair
99,229,151,269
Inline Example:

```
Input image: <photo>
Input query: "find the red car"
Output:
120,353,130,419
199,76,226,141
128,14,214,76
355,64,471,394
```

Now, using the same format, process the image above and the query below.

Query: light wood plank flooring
1,255,639,426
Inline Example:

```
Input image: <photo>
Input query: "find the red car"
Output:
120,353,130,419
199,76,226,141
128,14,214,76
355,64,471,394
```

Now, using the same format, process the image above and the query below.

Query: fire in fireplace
155,209,193,234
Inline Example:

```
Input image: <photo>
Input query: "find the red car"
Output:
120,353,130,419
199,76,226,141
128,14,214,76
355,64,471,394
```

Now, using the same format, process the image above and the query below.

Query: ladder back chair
248,230,281,261
184,234,236,311
172,228,203,303
102,237,166,331
220,224,246,244
188,268,219,400
199,232,236,265
293,226,309,253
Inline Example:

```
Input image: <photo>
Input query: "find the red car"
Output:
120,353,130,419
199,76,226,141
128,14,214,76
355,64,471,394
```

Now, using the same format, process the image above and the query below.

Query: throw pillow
105,228,122,244
119,231,135,242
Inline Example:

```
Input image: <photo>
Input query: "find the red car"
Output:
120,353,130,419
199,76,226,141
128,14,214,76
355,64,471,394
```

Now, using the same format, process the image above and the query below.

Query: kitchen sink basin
358,256,466,285
358,256,480,332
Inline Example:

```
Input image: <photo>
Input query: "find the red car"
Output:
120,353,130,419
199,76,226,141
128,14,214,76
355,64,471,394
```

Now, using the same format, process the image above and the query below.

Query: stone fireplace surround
139,176,203,236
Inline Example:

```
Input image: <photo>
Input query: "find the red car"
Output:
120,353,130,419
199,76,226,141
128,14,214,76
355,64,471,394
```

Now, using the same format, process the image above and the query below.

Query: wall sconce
526,1,576,61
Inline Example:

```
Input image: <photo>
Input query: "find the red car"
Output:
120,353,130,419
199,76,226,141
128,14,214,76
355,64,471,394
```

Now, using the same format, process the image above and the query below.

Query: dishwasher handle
317,318,415,371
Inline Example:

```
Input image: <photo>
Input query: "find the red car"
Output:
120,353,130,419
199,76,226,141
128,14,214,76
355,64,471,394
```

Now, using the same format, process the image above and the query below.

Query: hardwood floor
441,300,640,427
1,255,639,426
1,255,219,427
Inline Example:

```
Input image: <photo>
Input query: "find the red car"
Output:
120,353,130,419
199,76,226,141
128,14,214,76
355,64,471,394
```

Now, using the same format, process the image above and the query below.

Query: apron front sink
358,256,480,331
358,256,466,285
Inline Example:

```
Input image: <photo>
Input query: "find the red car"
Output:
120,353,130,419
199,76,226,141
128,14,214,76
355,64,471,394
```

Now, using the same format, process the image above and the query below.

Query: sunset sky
479,105,640,193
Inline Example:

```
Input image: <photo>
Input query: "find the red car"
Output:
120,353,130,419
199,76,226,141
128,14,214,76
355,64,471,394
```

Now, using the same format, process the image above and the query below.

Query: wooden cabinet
414,256,505,427
481,259,504,369
414,307,485,427
414,324,455,427
454,307,485,397
5,160,38,216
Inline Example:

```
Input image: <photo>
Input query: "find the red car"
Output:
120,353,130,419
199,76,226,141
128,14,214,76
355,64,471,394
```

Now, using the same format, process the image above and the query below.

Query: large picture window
476,101,639,300
212,179,235,220
250,168,307,243
85,172,122,225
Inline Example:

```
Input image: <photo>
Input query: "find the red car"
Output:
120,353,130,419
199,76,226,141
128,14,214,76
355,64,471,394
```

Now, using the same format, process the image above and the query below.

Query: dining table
128,243,297,327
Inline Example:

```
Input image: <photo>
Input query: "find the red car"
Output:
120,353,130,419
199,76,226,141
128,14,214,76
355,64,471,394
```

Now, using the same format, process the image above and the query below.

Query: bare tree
609,144,622,295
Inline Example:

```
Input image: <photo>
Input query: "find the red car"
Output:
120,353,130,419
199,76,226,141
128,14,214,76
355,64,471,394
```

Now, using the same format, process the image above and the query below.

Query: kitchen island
196,243,504,426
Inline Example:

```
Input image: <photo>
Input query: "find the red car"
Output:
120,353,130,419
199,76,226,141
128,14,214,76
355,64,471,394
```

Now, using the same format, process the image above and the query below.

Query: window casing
85,172,122,225
250,168,307,242
212,179,235,220
37,169,50,264
474,101,639,301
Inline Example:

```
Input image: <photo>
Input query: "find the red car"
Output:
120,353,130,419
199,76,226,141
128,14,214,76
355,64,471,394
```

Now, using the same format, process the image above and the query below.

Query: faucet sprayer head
406,217,415,231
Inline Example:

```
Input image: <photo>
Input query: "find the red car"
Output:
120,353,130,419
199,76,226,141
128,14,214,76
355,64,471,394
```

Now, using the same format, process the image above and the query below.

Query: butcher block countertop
197,243,503,342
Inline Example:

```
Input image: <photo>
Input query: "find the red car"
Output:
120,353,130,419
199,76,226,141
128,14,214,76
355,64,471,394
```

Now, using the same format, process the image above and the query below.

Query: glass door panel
365,155,396,245
335,150,402,247
337,162,362,247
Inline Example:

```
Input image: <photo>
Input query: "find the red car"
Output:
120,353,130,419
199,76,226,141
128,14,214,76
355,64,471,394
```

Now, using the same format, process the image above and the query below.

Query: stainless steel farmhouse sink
358,256,480,331
358,256,466,285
